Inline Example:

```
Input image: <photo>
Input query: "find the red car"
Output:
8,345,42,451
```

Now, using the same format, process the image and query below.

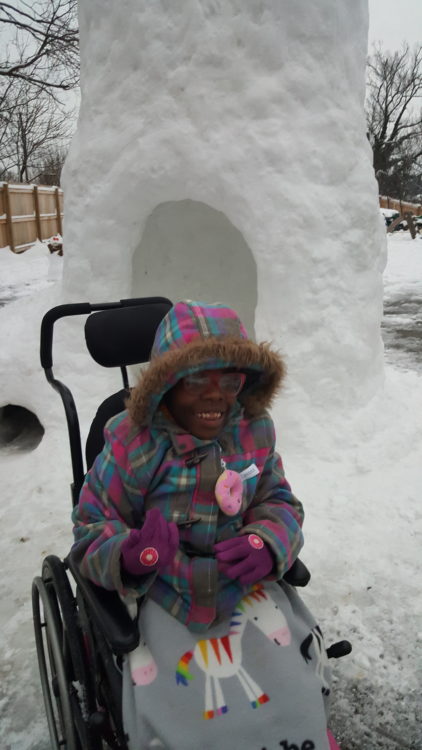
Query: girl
72,300,336,750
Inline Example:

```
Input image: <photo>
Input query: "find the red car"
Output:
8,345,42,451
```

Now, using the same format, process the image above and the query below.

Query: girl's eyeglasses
182,371,246,396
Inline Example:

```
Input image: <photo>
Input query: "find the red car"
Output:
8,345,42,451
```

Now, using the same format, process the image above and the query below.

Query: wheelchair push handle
40,303,93,371
39,297,174,505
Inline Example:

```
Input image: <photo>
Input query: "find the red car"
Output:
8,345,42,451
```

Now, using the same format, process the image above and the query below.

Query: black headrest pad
84,299,172,367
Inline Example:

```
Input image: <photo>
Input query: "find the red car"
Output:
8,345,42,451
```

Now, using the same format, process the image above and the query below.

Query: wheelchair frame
33,297,172,749
32,297,350,750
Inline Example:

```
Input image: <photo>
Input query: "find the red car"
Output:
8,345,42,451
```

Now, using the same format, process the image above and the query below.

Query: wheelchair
31,297,351,750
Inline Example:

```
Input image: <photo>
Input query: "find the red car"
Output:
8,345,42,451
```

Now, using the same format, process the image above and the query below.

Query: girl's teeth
198,412,222,418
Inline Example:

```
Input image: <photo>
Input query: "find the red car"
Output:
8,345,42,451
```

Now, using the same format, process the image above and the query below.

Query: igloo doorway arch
131,200,258,337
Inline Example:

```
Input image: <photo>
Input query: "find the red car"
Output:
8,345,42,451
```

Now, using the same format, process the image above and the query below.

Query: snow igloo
62,0,384,414
0,0,385,448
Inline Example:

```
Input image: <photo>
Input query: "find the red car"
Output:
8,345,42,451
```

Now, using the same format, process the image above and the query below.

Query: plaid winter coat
72,301,304,633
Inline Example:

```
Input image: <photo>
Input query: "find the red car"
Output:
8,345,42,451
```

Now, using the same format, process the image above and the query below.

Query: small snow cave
0,404,44,452
132,200,258,337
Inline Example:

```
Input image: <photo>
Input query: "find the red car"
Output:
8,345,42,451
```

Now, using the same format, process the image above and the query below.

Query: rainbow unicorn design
176,584,291,719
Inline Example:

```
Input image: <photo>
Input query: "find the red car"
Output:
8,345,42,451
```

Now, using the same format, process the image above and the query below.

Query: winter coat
72,300,304,633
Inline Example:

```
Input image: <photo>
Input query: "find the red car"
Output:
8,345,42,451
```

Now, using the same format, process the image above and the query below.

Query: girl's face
166,369,245,440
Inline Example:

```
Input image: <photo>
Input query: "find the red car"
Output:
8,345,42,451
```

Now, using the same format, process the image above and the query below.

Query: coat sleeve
240,419,304,580
71,422,156,597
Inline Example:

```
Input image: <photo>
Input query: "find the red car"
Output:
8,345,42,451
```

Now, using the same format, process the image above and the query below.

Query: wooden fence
0,182,63,253
1,185,419,252
379,195,422,216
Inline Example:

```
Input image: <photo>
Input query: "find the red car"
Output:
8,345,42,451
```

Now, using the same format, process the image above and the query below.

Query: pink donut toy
215,469,243,516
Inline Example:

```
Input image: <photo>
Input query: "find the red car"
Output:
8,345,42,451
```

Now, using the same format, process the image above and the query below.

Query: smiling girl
72,300,336,750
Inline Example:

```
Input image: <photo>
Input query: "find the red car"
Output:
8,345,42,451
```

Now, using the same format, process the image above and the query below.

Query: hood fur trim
127,336,286,426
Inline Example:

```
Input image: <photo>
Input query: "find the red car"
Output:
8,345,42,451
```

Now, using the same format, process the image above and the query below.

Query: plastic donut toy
215,469,243,516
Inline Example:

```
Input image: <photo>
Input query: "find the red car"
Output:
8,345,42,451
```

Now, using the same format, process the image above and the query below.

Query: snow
0,234,421,749
0,242,62,307
62,0,384,413
2,183,35,191
9,214,36,220
383,234,422,294
0,1,420,747
380,208,399,219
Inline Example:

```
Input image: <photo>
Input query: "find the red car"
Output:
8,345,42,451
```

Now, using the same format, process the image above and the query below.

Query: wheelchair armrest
282,558,311,587
66,551,140,655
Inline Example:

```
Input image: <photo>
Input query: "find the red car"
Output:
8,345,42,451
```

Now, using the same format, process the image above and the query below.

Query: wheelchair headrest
84,298,172,367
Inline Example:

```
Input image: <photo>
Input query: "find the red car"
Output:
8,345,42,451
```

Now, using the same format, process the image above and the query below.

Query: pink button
248,534,264,550
139,547,159,566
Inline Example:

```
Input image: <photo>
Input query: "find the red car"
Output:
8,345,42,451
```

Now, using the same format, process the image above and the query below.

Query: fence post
55,187,63,235
404,212,416,240
33,185,42,240
3,183,15,252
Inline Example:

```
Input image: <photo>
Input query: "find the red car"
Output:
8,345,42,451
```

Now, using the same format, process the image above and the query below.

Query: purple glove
120,508,179,576
214,533,274,585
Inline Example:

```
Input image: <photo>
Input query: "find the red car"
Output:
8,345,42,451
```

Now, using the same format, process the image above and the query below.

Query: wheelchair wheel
76,587,129,749
32,555,102,750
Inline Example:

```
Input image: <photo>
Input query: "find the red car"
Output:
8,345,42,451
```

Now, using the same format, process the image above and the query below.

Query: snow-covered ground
0,241,62,308
0,232,421,749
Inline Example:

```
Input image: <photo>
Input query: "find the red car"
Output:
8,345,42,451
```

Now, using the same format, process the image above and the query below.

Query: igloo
62,0,384,414
0,0,385,446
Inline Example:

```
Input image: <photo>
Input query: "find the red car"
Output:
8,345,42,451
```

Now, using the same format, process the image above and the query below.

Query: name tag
239,463,260,481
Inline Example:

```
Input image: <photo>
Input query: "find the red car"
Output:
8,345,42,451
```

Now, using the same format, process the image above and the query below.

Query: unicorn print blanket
122,582,333,750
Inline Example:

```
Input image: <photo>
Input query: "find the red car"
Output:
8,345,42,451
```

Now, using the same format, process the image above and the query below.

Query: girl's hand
121,508,179,576
214,533,274,585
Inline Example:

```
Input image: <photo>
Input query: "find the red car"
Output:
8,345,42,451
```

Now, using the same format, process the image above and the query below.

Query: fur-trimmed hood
127,300,286,426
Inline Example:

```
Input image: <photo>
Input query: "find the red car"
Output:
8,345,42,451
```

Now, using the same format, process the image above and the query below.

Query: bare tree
35,144,67,184
0,0,79,93
0,83,72,182
0,1,79,184
0,75,40,152
366,43,422,201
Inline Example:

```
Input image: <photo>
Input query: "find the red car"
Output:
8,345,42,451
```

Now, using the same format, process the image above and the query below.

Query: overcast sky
368,0,422,51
